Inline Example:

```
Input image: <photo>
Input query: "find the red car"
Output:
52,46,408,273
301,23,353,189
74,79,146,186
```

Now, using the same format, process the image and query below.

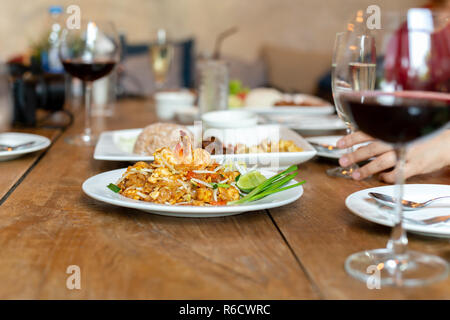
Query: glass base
345,248,449,287
65,133,97,146
326,165,357,178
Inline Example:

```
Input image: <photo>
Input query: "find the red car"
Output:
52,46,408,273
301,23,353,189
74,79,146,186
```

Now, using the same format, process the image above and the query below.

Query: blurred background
1,0,424,93
1,0,440,131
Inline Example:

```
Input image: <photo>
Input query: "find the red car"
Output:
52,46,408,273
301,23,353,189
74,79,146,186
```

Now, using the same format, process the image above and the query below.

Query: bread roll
133,123,193,155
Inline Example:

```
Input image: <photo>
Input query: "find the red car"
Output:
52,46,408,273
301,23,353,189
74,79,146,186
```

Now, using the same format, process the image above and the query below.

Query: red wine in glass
59,20,119,146
340,8,450,288
62,59,116,82
342,90,450,287
345,91,450,144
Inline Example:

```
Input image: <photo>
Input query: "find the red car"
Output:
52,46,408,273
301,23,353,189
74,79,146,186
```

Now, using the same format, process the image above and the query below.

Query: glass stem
345,125,354,154
387,146,408,256
84,81,93,139
344,125,357,172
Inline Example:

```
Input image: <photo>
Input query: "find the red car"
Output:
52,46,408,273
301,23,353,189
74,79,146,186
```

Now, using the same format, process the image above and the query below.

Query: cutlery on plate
369,192,450,211
403,215,450,226
0,141,36,151
308,141,340,151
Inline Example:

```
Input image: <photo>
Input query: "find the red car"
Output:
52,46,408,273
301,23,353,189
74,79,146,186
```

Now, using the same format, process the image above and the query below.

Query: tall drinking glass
197,59,229,115
339,9,449,286
59,21,120,146
327,32,376,178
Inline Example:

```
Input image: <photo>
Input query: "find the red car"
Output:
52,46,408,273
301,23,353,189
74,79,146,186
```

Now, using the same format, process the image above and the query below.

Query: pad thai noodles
113,132,241,206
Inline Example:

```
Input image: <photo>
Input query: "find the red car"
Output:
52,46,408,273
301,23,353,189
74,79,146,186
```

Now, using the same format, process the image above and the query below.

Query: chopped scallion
107,183,121,193
228,165,304,205
212,183,230,189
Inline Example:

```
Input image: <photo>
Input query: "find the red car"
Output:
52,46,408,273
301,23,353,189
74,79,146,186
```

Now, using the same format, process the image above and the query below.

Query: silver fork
369,192,450,211
0,141,36,151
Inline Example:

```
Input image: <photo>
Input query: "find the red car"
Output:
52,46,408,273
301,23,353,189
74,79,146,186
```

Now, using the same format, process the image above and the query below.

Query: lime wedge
237,171,267,193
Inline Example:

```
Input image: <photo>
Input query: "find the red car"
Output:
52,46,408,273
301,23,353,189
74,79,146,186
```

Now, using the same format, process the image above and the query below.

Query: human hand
337,130,450,183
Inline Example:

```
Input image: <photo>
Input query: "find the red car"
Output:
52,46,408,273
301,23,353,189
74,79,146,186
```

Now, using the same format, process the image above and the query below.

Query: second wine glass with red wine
338,9,449,287
59,21,120,146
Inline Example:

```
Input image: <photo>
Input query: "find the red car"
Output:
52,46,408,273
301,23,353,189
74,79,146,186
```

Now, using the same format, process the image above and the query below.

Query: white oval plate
264,115,346,132
346,184,450,238
82,169,304,218
0,132,51,161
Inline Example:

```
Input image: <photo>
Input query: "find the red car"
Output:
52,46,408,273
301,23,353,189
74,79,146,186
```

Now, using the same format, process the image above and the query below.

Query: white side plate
0,132,51,161
346,184,450,238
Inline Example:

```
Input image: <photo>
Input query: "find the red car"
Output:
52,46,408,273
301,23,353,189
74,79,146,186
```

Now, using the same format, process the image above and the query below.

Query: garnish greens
212,183,230,189
107,183,121,193
229,165,305,205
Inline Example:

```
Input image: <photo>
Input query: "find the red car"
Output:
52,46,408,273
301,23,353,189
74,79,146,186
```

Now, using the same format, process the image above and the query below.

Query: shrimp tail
173,130,193,164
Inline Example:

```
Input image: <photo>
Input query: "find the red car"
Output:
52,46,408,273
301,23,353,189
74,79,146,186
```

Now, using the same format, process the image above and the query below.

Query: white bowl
201,110,258,129
175,106,199,124
154,91,195,120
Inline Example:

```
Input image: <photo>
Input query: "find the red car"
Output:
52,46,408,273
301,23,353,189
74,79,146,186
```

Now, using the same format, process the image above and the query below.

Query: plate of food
240,88,335,116
94,123,317,168
262,115,346,133
84,136,305,217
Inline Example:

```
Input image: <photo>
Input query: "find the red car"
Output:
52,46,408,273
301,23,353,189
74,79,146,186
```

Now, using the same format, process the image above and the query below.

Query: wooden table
0,128,61,203
0,99,448,299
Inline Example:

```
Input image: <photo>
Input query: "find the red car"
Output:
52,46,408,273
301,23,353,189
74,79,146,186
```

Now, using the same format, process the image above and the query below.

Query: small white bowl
175,106,199,124
201,110,258,129
154,91,195,120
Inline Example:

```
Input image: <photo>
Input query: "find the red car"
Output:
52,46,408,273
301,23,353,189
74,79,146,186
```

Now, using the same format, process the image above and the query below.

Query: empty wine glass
339,9,449,286
59,20,120,146
328,32,376,178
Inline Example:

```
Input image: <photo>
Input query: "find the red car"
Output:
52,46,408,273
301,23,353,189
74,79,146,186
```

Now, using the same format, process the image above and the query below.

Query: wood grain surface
0,128,61,203
270,160,450,299
0,100,448,299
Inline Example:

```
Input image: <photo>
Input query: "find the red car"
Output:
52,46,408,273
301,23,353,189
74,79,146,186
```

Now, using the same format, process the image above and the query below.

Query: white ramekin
154,91,196,120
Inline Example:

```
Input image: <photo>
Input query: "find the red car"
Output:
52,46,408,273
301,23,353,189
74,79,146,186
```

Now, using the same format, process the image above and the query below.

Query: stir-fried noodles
115,132,241,206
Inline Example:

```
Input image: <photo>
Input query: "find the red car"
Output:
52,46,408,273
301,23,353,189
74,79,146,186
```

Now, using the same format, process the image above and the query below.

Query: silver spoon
369,192,450,211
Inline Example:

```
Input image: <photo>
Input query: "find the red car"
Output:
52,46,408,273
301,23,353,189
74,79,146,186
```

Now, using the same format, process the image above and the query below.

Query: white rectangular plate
94,125,317,168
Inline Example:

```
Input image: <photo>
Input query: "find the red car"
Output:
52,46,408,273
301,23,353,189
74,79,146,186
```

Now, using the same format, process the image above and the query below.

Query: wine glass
149,29,174,90
59,21,120,146
327,32,376,178
339,9,449,286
